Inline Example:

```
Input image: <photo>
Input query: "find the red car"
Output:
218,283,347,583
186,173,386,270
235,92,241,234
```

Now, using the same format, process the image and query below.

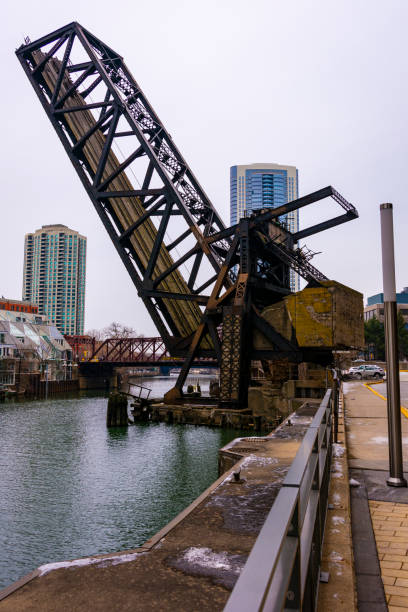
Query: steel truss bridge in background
65,335,217,368
17,22,358,406
92,337,169,363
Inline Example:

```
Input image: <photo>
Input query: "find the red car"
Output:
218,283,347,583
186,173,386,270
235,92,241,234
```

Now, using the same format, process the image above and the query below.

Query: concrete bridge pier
78,363,118,391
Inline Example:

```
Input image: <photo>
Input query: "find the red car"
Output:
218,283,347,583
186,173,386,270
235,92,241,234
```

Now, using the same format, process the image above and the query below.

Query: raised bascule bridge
16,22,364,424
9,23,368,610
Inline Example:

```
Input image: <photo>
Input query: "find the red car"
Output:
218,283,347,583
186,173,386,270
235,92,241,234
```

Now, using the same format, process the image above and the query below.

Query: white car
349,364,385,380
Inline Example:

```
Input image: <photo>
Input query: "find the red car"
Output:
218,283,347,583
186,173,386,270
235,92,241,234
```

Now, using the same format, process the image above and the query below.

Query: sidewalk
344,380,408,611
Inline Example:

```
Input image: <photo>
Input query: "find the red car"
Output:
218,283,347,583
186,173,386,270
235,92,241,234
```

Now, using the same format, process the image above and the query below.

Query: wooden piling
106,393,128,427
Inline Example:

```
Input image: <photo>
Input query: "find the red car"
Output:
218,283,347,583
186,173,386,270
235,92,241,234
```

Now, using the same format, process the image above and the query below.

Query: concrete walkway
344,378,408,611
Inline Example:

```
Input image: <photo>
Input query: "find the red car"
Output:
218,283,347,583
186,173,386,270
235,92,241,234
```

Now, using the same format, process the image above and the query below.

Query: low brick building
0,300,72,391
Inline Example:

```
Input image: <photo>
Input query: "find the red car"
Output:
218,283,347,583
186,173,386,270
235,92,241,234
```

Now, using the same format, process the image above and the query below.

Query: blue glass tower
230,163,300,291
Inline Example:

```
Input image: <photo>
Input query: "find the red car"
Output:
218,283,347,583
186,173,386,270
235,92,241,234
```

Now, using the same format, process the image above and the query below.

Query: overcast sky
2,0,408,335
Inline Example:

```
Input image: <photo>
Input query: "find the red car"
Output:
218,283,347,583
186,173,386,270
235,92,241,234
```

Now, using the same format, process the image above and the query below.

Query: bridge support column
107,393,128,427
78,364,117,390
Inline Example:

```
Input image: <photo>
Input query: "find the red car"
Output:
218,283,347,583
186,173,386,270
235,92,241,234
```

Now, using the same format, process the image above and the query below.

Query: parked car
348,364,385,380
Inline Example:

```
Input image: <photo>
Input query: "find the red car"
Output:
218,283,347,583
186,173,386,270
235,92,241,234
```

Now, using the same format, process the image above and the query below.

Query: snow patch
289,415,312,425
331,460,343,478
332,516,345,525
38,552,141,576
371,436,408,445
329,551,344,577
332,443,345,458
240,455,278,468
371,436,388,444
332,493,341,504
349,478,360,487
182,547,240,574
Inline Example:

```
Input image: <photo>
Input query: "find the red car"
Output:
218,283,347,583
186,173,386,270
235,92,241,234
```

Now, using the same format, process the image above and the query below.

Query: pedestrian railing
224,388,334,612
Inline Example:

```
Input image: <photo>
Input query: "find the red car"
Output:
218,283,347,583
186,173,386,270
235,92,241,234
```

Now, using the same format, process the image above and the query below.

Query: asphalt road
370,372,408,408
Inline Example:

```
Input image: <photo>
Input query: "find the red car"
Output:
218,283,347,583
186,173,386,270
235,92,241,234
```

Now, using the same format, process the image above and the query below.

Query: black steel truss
16,21,232,352
17,23,359,405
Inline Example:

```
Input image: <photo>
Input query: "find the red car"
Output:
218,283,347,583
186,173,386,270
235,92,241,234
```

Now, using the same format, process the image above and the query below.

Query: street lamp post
380,203,407,487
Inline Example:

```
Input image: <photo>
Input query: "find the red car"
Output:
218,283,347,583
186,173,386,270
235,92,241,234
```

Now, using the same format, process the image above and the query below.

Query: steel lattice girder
16,22,232,355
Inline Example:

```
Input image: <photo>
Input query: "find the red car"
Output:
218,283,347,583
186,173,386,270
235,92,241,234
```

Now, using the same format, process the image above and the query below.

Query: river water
0,376,243,590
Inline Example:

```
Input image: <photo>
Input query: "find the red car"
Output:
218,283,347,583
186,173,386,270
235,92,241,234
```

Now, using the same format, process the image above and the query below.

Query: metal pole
380,203,407,487
45,362,49,400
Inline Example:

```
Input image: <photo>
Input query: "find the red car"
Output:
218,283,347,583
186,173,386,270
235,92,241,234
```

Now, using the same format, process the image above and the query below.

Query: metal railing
224,388,334,612
121,381,152,402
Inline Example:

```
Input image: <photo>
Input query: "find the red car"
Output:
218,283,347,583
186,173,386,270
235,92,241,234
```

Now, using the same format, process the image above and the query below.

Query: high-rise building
230,163,300,291
23,224,87,335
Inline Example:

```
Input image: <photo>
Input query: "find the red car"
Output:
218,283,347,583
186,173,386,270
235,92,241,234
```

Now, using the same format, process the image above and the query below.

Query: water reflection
106,428,129,442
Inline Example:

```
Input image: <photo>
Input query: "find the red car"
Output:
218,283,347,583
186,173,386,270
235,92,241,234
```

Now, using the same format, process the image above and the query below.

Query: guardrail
224,387,335,611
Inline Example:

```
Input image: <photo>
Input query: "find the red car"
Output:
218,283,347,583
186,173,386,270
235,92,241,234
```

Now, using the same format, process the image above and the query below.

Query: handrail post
332,369,338,444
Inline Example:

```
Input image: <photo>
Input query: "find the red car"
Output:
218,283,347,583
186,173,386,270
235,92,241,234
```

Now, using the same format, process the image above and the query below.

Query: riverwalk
0,401,323,611
344,376,408,611
1,380,408,610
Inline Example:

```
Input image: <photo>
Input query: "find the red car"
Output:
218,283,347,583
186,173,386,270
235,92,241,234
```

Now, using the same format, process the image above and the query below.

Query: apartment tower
23,224,86,335
230,163,300,291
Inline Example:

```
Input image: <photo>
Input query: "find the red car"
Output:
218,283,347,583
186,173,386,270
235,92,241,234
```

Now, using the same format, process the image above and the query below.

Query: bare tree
102,322,136,339
85,322,140,340
85,328,104,341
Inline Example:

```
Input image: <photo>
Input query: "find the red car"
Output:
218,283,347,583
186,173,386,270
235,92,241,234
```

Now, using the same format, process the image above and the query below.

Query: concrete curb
0,571,40,603
318,389,357,611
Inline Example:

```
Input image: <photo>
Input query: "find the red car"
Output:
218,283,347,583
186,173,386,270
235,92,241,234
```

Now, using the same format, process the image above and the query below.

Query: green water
0,392,243,589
